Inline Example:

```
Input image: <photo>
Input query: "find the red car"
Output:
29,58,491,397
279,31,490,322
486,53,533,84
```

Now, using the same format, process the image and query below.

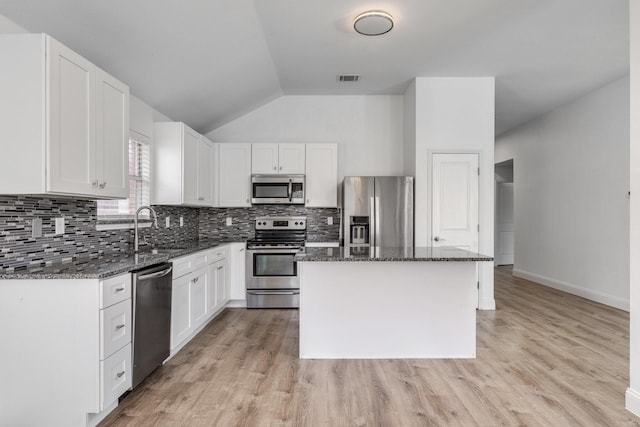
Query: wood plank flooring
100,267,640,426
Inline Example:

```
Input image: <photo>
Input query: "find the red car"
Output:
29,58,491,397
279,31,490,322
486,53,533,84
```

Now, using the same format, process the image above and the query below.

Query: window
97,132,151,220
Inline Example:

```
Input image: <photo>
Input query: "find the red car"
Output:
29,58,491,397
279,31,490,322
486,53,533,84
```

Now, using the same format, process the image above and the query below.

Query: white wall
627,0,640,417
0,13,27,33
405,77,496,310
496,76,630,310
207,95,405,182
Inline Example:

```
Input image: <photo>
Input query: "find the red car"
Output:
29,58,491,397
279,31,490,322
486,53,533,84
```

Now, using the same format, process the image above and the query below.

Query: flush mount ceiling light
353,10,394,36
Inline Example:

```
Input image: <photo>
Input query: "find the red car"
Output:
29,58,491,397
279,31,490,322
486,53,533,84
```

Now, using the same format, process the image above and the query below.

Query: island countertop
296,246,493,262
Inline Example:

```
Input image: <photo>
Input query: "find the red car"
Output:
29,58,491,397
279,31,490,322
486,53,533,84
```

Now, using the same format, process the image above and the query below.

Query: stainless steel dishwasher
131,262,173,389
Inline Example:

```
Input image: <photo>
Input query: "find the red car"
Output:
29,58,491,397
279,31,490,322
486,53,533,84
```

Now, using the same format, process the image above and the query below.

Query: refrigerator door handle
375,196,381,246
370,196,376,246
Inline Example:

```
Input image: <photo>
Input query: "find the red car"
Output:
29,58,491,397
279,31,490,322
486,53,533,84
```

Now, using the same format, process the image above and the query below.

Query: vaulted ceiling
0,0,629,135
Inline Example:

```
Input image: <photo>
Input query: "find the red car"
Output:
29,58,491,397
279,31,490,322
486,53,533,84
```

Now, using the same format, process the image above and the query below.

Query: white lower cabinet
171,272,193,349
0,272,133,427
228,242,247,306
169,245,231,355
190,267,209,327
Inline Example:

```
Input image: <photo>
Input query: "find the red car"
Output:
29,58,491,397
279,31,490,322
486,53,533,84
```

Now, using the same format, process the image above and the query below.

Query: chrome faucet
134,206,159,253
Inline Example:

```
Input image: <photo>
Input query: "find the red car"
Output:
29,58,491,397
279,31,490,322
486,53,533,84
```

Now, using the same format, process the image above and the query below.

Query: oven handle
247,290,300,295
247,248,302,254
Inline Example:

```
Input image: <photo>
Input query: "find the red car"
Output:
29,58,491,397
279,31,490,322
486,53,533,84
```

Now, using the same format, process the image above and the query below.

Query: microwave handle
288,180,292,202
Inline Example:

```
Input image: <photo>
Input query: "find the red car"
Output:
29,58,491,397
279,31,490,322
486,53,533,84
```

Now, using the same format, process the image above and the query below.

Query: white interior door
496,182,514,265
432,153,479,251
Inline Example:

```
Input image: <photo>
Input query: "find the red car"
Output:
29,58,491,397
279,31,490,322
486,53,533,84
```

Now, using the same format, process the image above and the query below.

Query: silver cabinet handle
239,248,245,252
99,182,106,189
216,252,222,256
433,236,446,242
246,198,250,204
273,166,277,170
114,287,125,292
198,196,204,201
306,199,310,203
193,276,199,283
92,180,99,188
116,371,125,378
279,166,283,170
115,324,125,330
217,266,223,271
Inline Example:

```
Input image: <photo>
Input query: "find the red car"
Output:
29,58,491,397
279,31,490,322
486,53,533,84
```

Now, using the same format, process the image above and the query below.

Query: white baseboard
86,400,118,427
479,298,496,310
627,388,640,416
512,268,629,312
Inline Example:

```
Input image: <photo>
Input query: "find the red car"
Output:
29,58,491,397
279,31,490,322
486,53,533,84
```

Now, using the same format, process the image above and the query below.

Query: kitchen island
296,246,493,359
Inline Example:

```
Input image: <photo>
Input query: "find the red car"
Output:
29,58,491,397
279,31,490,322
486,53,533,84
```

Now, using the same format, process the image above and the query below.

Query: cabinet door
190,268,208,328
230,243,247,300
305,143,338,207
214,260,227,309
207,262,217,314
251,143,278,174
279,144,305,174
95,67,129,198
47,36,96,195
217,143,252,207
183,126,200,204
198,137,214,205
171,274,191,350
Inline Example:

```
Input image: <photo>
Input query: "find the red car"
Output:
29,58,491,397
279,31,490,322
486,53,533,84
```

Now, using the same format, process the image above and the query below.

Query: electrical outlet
55,217,65,235
226,217,233,226
327,217,333,225
180,216,184,227
165,216,171,228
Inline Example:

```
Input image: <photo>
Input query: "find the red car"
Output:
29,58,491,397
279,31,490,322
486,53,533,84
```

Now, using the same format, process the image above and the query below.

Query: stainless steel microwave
251,175,305,205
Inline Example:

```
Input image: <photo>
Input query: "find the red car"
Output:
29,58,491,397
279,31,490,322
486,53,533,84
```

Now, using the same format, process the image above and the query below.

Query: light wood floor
100,267,640,426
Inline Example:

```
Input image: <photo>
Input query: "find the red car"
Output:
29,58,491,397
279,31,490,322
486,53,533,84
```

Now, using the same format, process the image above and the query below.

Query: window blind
97,135,151,219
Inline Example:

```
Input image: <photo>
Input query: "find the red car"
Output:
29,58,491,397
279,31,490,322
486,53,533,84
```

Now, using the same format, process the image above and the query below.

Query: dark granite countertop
0,240,243,280
296,246,493,262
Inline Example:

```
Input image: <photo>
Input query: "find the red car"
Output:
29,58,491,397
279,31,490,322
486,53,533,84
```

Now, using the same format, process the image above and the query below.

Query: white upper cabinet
153,122,214,206
305,143,338,207
0,34,129,198
215,143,252,207
251,143,305,174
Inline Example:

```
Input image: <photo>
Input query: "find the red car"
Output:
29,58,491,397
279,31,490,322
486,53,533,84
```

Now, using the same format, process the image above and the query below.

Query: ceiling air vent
337,74,360,82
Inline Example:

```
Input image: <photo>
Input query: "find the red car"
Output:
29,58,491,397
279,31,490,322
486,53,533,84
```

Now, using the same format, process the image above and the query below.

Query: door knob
434,236,446,242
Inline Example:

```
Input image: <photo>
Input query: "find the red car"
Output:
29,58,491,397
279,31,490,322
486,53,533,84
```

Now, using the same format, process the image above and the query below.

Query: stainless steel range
246,216,306,308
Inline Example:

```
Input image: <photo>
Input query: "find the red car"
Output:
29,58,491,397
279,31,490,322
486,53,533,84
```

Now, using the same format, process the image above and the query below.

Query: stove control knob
294,222,299,225
300,221,304,226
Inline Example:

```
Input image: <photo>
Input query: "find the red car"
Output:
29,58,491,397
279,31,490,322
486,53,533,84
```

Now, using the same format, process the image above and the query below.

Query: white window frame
96,131,152,230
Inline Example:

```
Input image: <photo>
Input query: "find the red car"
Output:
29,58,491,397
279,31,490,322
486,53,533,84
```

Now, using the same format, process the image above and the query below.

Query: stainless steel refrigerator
342,176,414,248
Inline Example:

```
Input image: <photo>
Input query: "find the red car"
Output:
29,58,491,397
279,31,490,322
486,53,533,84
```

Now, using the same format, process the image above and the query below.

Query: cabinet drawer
193,251,210,268
209,246,228,263
172,255,194,278
100,299,132,360
100,273,131,309
100,343,132,410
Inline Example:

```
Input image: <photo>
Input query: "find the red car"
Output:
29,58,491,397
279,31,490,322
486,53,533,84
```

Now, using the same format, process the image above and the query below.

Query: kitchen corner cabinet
214,143,252,207
305,143,338,207
153,122,214,206
252,143,305,174
0,33,129,199
0,273,133,427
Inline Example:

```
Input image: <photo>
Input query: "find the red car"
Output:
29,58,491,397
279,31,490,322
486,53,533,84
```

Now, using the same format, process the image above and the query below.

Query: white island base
299,261,477,359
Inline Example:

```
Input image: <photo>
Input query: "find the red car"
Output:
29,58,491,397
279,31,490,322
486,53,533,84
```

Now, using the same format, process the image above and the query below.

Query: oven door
246,248,300,290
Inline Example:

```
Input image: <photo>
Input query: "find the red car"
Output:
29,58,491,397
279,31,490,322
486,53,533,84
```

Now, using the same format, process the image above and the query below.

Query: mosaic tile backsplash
0,195,340,271
199,206,340,242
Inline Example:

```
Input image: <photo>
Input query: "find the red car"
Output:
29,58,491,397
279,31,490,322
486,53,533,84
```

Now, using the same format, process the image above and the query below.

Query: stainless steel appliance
251,175,305,205
131,262,173,389
246,216,306,308
342,176,414,248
